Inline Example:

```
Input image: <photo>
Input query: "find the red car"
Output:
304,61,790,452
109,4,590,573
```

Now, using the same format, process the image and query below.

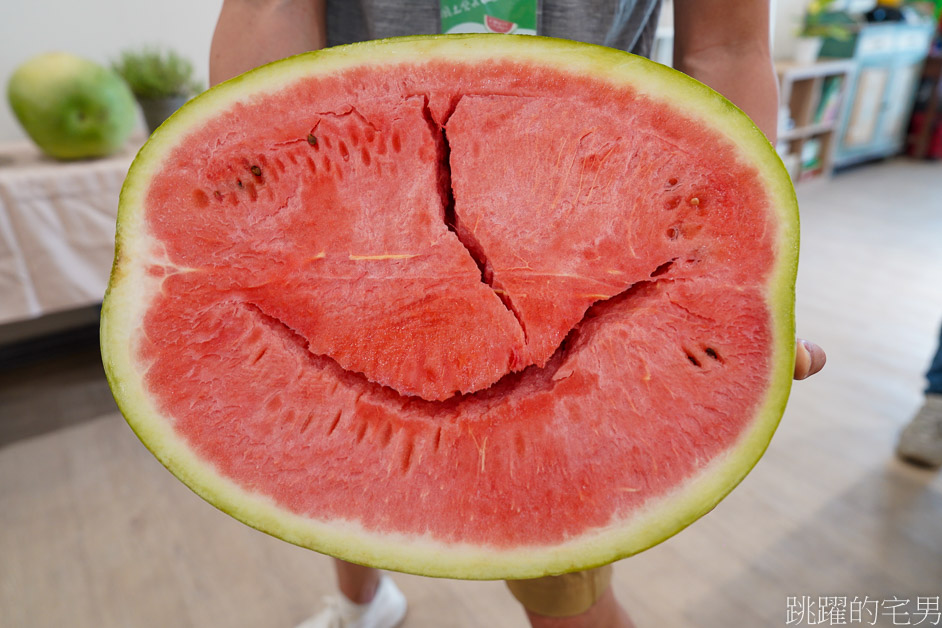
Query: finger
793,338,826,380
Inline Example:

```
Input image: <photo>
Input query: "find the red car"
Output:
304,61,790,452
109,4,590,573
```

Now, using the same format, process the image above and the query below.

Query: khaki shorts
505,565,613,617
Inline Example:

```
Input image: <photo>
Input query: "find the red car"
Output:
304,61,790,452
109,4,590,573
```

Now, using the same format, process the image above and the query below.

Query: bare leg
523,587,634,628
334,559,381,604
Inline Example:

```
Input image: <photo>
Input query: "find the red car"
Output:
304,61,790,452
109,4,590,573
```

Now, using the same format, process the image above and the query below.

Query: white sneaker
897,394,942,468
297,575,407,628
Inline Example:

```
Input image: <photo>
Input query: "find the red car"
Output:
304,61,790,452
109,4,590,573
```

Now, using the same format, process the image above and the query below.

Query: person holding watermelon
209,2,827,627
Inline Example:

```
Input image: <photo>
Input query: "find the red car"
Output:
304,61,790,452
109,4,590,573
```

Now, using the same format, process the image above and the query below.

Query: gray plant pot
138,95,189,133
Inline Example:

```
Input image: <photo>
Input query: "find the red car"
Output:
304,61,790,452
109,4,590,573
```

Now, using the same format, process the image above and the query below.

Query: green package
440,0,539,35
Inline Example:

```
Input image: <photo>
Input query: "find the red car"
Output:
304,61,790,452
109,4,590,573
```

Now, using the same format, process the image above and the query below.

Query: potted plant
796,0,854,64
112,48,202,132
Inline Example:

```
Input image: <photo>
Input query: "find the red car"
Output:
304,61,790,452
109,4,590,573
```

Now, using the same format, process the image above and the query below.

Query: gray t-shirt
326,0,663,57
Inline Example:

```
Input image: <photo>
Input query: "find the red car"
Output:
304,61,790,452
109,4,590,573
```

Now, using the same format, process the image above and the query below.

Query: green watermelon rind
101,34,798,580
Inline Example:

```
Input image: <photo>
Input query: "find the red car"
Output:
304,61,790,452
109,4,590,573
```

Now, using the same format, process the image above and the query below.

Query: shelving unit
776,60,856,182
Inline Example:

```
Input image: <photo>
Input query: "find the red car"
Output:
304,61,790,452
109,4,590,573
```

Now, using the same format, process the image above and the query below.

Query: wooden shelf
776,60,856,183
780,121,842,141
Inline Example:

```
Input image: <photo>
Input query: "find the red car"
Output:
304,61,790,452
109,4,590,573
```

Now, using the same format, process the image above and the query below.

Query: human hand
794,339,826,380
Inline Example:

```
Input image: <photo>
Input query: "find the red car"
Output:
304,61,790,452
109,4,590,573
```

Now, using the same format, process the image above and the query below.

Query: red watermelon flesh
102,35,797,579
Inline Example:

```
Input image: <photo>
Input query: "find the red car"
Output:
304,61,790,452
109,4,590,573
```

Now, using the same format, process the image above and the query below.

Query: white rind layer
100,34,798,580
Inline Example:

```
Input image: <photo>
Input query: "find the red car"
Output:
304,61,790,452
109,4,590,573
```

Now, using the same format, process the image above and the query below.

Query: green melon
8,52,137,160
101,35,798,580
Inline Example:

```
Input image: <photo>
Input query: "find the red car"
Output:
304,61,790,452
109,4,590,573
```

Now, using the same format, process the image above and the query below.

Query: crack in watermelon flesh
107,40,796,575
432,97,533,342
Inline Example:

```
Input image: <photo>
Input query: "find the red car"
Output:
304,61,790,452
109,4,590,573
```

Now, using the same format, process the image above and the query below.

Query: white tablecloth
0,141,139,325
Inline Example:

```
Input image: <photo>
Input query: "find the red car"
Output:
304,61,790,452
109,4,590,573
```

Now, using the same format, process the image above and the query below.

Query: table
0,141,139,326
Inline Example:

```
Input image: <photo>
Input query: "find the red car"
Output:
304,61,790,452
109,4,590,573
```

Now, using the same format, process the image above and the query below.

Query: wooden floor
2,158,941,628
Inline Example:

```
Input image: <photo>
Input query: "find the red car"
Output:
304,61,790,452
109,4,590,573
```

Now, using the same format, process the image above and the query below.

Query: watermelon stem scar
101,35,798,580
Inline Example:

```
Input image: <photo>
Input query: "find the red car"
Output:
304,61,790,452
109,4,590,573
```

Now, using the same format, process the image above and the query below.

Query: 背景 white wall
775,0,808,61
1,0,815,144
0,0,224,143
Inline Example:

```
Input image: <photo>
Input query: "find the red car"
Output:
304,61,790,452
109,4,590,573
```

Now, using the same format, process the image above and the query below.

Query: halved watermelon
101,35,798,580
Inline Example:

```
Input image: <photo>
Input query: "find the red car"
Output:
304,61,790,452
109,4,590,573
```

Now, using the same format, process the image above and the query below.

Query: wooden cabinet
776,60,856,182
821,22,936,168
